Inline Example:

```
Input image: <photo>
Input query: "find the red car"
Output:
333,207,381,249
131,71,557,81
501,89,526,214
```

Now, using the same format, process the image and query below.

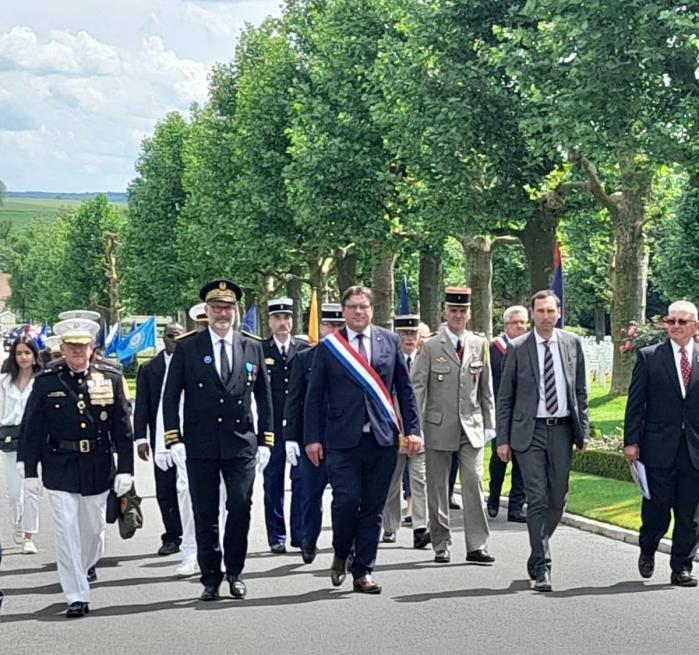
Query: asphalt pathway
0,457,697,655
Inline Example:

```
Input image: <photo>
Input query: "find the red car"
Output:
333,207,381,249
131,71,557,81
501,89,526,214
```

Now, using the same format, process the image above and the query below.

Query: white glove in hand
256,446,271,473
24,477,42,496
16,461,25,479
285,441,300,467
154,450,173,472
170,443,187,470
484,429,496,442
113,473,133,497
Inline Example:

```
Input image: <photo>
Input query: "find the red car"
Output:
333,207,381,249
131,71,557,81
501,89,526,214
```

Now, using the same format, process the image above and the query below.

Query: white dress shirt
273,336,291,356
346,325,372,363
0,373,34,426
209,326,234,378
534,330,569,418
671,339,695,399
444,327,466,354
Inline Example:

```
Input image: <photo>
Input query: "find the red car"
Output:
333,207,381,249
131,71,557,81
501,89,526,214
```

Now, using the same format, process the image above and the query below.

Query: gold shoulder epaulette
175,330,197,342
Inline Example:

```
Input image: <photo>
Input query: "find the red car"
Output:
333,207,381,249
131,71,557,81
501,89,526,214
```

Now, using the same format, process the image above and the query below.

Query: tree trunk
519,203,558,294
286,265,303,335
594,304,606,342
258,274,276,339
104,232,121,325
609,162,652,396
371,252,395,329
419,246,443,332
334,249,357,295
463,236,494,338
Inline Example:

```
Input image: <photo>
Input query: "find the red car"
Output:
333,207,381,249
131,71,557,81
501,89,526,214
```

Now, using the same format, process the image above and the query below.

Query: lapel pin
203,355,212,364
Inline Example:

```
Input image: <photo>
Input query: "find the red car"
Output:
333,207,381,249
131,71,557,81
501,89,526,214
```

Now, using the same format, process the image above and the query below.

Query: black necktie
455,339,464,362
220,339,230,383
543,340,558,414
281,344,287,361
406,355,412,372
356,334,368,362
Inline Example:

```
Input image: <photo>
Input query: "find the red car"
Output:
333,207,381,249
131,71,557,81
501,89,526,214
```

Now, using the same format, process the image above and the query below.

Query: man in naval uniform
162,280,273,601
21,316,134,618
261,297,310,553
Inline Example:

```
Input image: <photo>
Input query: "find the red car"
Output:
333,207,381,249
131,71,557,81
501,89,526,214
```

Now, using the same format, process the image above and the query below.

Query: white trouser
1,450,41,534
47,489,108,604
175,464,228,564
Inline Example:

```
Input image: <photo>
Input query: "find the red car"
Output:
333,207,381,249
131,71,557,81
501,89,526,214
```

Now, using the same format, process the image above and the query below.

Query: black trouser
153,460,182,546
489,439,526,514
640,434,699,573
448,452,458,496
516,422,573,574
325,434,397,580
187,456,256,587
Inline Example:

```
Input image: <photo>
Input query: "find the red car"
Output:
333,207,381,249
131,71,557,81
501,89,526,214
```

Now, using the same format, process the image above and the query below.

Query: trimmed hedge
571,449,633,482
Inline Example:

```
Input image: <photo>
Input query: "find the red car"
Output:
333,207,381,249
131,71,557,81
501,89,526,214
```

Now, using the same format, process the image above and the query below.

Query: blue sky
0,0,282,192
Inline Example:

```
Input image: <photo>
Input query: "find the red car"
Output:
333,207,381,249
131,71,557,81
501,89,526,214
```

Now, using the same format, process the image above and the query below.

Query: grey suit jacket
495,329,589,451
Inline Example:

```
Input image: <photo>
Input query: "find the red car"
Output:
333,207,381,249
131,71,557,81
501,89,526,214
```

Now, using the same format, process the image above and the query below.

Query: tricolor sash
323,332,402,434
493,334,508,355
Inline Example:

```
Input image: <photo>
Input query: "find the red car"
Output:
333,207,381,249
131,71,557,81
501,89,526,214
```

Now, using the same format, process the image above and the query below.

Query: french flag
551,241,564,328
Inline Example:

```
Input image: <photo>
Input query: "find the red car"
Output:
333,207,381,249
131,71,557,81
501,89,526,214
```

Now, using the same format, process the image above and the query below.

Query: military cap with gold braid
199,279,241,304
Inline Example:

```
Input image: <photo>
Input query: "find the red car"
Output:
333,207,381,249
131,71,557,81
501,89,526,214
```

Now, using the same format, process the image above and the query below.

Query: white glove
170,443,187,470
285,441,300,467
24,477,42,496
154,450,173,472
484,429,496,442
16,461,25,479
113,473,133,497
256,446,271,473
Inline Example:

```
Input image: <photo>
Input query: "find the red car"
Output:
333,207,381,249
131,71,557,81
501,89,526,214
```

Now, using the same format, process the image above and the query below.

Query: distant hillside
6,191,128,203
0,196,126,229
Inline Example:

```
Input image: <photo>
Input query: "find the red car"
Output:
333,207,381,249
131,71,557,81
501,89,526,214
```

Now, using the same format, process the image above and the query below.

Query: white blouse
0,373,35,427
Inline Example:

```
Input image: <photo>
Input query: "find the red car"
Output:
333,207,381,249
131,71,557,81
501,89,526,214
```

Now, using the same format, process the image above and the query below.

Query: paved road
1,456,697,654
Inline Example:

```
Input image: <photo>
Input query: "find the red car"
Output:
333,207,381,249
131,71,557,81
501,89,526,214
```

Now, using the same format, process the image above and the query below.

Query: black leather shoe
534,569,552,592
200,584,220,601
158,542,180,556
671,570,698,587
527,555,536,580
508,511,527,523
638,552,655,579
330,556,348,587
382,531,396,543
290,541,301,549
228,575,247,599
487,501,499,518
449,496,461,510
353,575,382,594
66,602,89,618
434,548,450,563
270,544,286,554
413,530,431,549
301,542,318,564
402,515,413,527
86,567,97,583
466,549,495,564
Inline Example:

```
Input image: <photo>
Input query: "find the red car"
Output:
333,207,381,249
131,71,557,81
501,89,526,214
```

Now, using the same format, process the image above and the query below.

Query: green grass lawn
0,197,81,228
587,382,627,436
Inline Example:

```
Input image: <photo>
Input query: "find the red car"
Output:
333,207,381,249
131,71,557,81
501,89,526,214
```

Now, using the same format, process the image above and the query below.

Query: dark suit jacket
133,350,166,446
624,340,699,469
496,329,589,451
304,325,421,449
162,329,273,459
283,346,316,444
262,336,311,441
490,334,509,399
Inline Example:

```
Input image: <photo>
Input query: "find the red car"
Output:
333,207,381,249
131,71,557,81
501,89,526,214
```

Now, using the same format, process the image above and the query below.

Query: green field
0,197,126,229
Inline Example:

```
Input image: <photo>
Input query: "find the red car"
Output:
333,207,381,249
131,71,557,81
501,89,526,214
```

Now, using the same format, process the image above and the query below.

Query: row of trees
1,1,698,394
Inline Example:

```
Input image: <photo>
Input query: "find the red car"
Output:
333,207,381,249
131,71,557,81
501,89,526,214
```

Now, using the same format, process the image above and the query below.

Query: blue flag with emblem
398,275,410,314
242,304,258,334
116,317,156,363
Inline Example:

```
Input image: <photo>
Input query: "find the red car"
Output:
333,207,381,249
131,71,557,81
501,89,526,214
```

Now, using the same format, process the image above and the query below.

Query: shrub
571,449,632,482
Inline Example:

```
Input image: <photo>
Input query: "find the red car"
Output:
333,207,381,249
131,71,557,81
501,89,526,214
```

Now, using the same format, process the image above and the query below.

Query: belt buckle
79,439,91,453
545,418,556,426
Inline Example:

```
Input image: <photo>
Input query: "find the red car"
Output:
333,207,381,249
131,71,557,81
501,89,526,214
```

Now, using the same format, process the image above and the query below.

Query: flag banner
551,241,565,329
308,289,319,345
116,317,156,363
399,275,410,315
241,304,258,335
104,322,121,357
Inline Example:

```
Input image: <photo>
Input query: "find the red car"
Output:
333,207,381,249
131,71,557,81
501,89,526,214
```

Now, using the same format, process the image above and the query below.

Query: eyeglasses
164,333,179,339
663,317,694,326
344,304,371,311
208,303,235,313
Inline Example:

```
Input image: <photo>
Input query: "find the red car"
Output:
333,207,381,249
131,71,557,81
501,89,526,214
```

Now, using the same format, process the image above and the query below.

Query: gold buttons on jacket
80,422,87,429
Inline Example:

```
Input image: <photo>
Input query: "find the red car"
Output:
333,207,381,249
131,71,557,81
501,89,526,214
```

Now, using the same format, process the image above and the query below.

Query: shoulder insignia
37,365,62,377
175,330,197,342
240,328,263,342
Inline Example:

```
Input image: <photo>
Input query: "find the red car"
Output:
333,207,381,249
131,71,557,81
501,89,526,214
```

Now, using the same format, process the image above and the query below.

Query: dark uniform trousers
283,346,328,550
162,329,273,588
134,354,182,546
262,337,309,547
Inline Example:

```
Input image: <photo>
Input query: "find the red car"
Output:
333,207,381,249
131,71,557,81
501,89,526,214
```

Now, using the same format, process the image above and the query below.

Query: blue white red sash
493,334,509,355
322,331,402,433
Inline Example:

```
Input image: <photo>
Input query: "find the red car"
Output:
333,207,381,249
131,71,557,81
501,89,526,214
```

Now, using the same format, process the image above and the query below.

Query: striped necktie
543,340,558,414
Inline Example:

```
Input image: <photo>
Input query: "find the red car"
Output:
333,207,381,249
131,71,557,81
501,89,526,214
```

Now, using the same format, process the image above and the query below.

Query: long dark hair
3,336,43,381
